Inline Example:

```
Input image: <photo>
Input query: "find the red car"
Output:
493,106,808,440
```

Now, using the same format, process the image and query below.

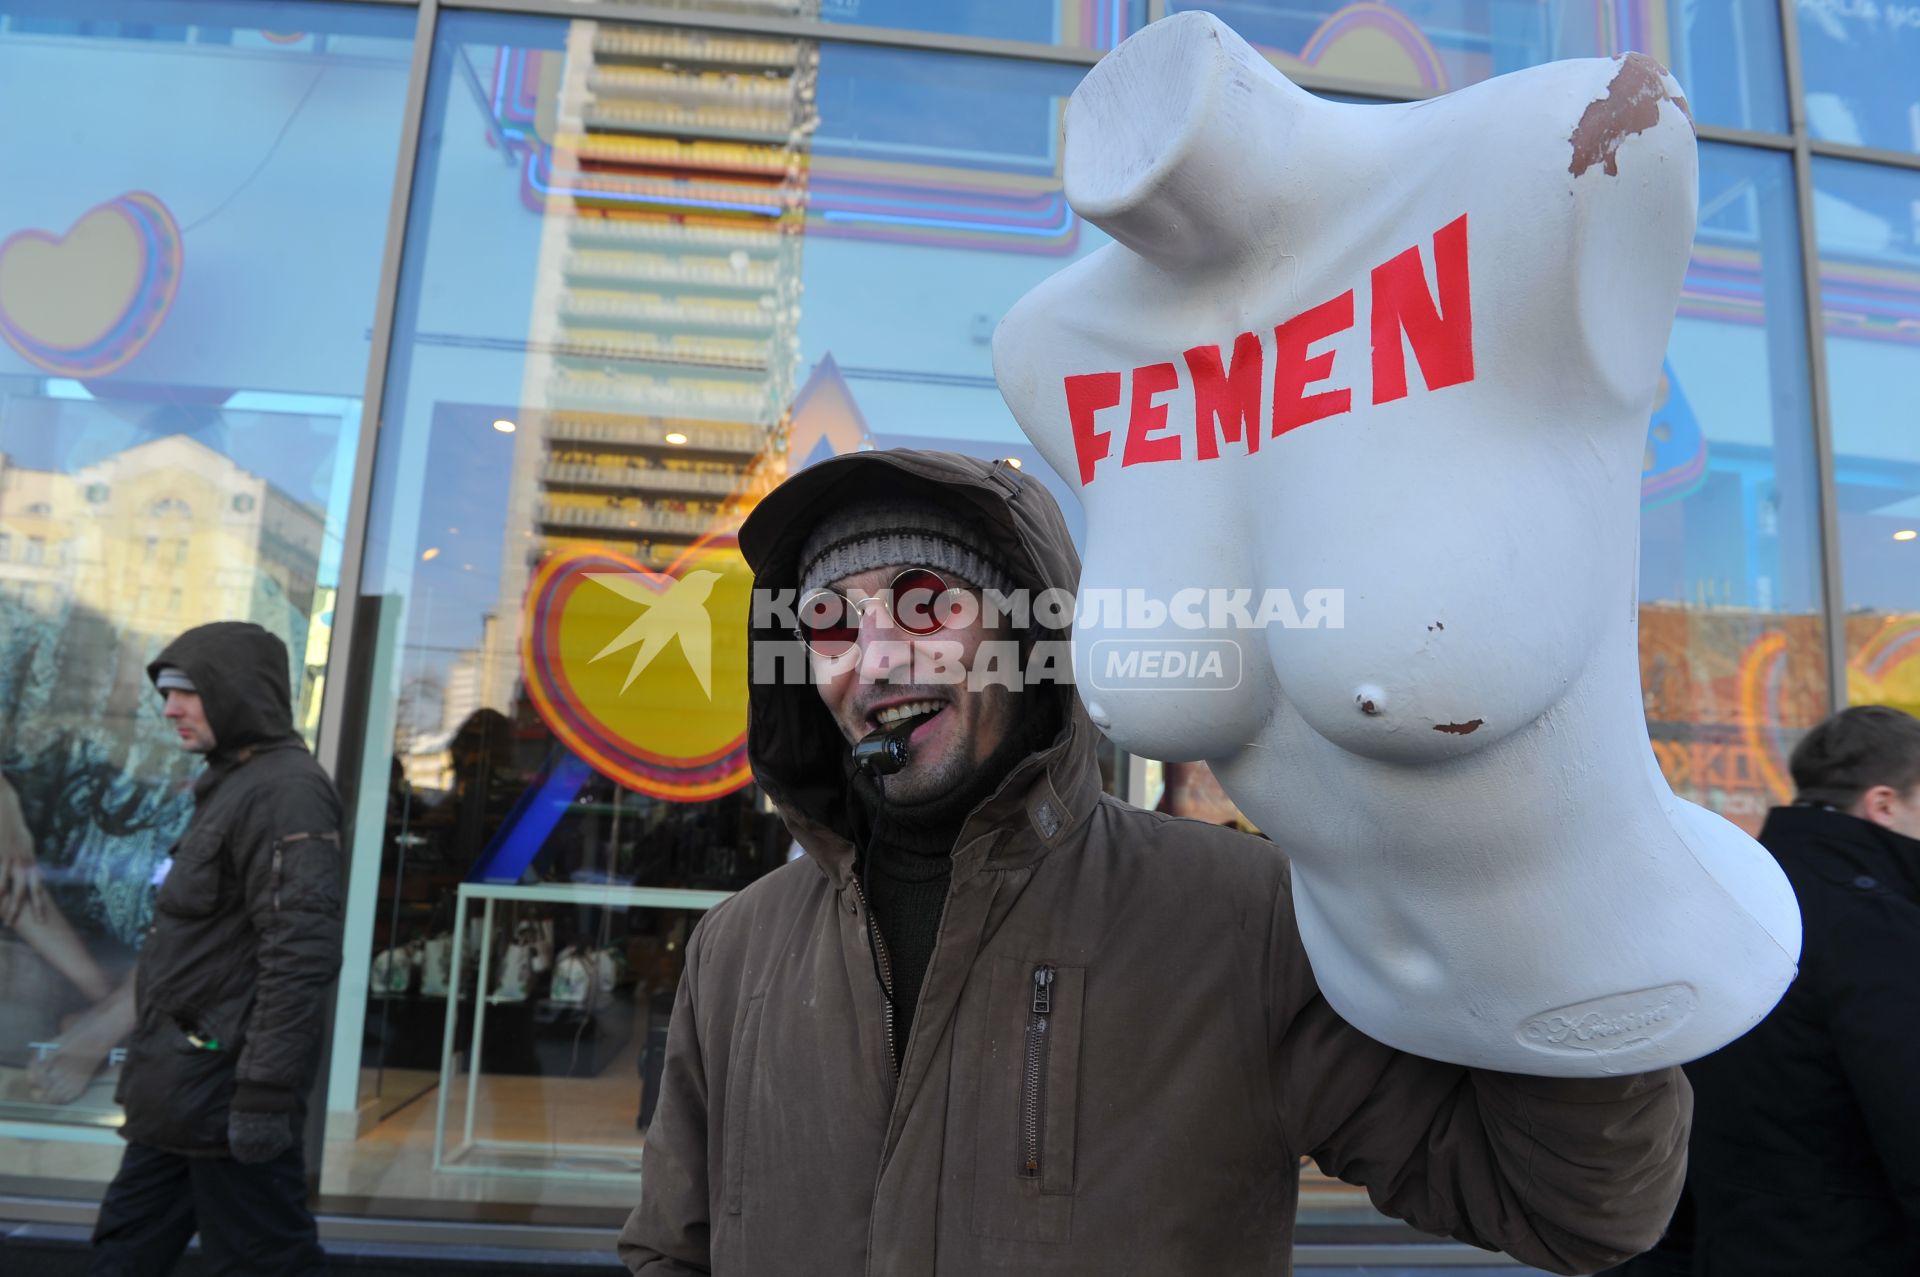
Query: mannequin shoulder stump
1062,12,1317,270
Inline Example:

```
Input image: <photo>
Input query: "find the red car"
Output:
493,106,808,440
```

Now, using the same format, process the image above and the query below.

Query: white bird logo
584,569,723,699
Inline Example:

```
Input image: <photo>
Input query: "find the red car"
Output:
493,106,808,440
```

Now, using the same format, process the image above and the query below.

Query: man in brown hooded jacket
619,450,1688,1276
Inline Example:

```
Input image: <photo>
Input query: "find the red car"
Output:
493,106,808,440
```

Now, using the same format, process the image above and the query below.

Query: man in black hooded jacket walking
1607,704,1920,1276
89,621,344,1277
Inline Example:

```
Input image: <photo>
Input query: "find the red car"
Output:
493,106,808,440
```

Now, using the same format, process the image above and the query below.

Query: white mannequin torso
994,13,1800,1075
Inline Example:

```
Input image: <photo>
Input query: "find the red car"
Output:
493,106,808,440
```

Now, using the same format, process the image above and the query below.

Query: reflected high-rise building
480,20,821,712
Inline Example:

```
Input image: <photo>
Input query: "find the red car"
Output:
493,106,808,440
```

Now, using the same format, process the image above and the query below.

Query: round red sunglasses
796,568,971,657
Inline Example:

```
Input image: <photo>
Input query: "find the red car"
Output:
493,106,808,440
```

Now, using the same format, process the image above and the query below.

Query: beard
882,734,976,805
870,686,1044,830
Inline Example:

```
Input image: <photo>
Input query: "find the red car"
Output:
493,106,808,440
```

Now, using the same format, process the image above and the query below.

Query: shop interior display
996,12,1803,1075
362,729,786,1121
363,897,661,1080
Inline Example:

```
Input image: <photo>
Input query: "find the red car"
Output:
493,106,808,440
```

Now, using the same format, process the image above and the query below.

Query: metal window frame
1777,0,1850,715
279,0,1918,1237
0,1194,1532,1265
314,6,439,796
304,0,442,1180
1809,137,1920,173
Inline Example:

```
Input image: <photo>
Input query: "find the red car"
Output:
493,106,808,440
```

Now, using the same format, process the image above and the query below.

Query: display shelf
433,882,729,1183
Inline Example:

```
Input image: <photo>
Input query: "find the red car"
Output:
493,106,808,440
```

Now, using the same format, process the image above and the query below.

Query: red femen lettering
1273,290,1355,437
1184,332,1262,460
1122,362,1182,467
1064,371,1122,485
1059,212,1472,484
1371,213,1474,405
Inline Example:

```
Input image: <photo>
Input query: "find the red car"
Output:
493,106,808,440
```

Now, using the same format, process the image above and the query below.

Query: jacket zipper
1020,964,1055,1178
271,845,283,911
849,877,897,1077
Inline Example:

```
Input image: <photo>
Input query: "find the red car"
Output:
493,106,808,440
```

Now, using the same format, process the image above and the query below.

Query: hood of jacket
147,621,298,761
738,449,1102,887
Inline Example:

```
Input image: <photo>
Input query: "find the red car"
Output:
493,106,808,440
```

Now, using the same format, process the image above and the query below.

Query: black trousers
88,1141,326,1277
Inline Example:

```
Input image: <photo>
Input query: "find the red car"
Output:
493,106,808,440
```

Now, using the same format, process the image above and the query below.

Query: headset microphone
850,709,940,779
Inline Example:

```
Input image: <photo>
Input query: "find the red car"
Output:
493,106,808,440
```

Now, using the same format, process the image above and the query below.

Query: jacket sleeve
232,772,345,1111
619,919,713,1275
1267,876,1691,1276
1823,894,1920,1231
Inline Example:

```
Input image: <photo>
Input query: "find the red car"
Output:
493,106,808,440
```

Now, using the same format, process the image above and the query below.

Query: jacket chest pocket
970,957,1084,1244
154,831,228,920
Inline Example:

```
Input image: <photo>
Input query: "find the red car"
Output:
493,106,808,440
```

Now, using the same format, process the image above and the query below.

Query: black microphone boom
851,710,939,778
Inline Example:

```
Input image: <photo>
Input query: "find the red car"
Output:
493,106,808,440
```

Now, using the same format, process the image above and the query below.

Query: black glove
228,1082,296,1164
228,1108,292,1164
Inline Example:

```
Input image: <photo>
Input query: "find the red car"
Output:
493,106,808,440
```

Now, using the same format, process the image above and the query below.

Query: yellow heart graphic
0,204,146,350
1849,616,1920,719
523,538,756,802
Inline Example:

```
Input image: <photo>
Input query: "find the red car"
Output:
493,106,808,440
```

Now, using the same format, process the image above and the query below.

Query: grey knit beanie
154,666,197,694
799,496,1015,598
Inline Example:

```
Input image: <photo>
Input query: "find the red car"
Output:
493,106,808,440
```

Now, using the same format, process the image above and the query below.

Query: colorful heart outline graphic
0,192,183,379
1266,2,1450,95
1849,615,1920,714
1738,618,1920,810
523,538,753,803
1737,629,1796,806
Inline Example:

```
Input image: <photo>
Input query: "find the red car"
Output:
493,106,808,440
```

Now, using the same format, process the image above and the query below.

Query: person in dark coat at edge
1604,704,1920,1277
88,621,345,1277
619,449,1691,1277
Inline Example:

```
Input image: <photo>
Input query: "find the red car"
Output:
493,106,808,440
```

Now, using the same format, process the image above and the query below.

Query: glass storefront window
1814,158,1920,718
0,0,412,1196
818,0,1144,49
1640,143,1828,835
1170,0,1788,132
635,0,1147,51
326,9,1108,1222
0,0,1906,1254
1798,0,1920,154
